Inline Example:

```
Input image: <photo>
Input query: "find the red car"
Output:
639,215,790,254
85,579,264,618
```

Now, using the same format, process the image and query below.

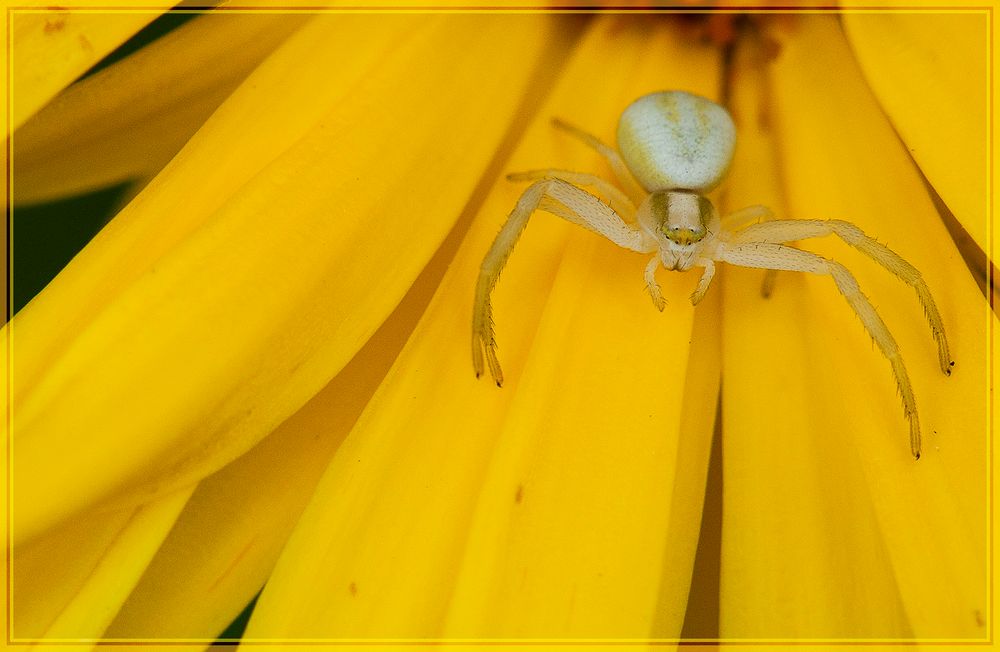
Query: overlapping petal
11,13,559,547
720,15,988,640
104,238,460,640
10,7,169,133
843,11,989,254
241,14,722,641
12,487,194,643
13,12,308,205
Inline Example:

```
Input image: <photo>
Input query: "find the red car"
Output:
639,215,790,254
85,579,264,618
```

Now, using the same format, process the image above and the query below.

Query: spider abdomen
616,90,736,194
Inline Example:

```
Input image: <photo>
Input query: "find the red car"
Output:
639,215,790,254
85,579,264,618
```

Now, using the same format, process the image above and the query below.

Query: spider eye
662,224,705,245
653,191,710,245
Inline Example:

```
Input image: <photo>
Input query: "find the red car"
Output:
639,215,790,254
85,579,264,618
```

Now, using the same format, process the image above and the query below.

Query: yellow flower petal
243,15,722,640
720,16,988,639
842,11,989,253
11,8,166,133
443,263,720,639
721,32,910,638
104,246,446,640
13,14,557,545
13,12,308,205
12,487,193,642
12,13,411,391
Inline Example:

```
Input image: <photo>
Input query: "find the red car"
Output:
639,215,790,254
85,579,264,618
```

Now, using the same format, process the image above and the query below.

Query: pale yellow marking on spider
472,90,953,460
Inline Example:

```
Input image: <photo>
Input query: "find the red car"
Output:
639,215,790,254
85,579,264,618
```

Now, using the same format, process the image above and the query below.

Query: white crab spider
472,90,953,460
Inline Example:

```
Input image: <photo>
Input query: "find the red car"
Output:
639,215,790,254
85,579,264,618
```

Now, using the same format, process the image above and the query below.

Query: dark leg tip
914,451,921,461
496,379,503,388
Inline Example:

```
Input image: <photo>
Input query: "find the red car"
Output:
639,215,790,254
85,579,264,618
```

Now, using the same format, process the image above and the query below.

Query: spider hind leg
721,241,922,459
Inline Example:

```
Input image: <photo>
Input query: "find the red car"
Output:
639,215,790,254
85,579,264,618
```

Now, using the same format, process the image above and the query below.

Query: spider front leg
722,205,779,297
473,178,654,386
732,218,953,375
505,169,636,220
719,241,923,459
